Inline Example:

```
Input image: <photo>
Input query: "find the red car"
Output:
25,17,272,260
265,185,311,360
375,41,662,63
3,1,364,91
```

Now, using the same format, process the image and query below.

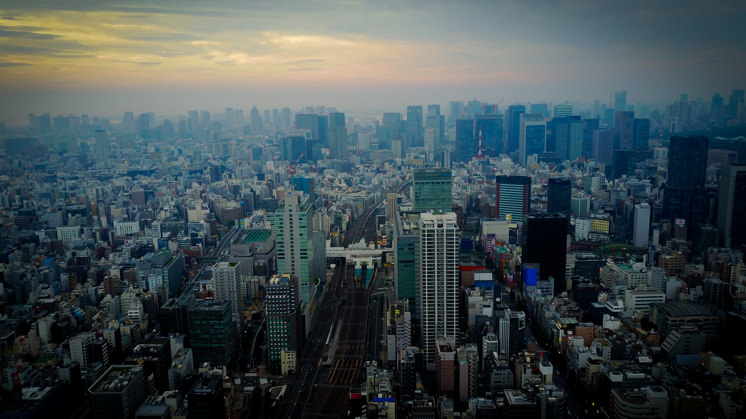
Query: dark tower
663,136,709,232
524,213,568,295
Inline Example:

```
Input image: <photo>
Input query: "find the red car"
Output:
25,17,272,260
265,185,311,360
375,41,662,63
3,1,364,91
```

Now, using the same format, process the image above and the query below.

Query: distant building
717,164,746,249
524,214,568,295
412,168,452,213
519,113,546,166
663,136,709,231
496,175,531,224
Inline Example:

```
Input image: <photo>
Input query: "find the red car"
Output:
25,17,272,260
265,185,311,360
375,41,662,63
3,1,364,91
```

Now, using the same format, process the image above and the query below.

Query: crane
288,150,305,176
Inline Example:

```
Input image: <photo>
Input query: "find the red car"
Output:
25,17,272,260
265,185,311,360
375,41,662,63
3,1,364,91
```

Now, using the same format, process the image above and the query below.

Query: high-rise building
475,114,504,157
553,104,572,118
418,212,459,370
633,203,652,248
328,112,346,159
496,175,531,224
614,90,627,112
524,214,568,295
412,168,452,213
633,118,651,150
273,190,317,304
728,89,744,117
295,114,320,141
250,106,263,134
394,211,420,315
519,113,546,166
266,274,302,373
663,136,709,230
717,164,746,249
70,332,95,368
379,112,402,150
550,116,583,161
614,111,635,150
95,130,110,168
455,118,475,162
547,178,571,217
406,105,424,148
187,299,237,367
212,261,244,323
505,105,526,154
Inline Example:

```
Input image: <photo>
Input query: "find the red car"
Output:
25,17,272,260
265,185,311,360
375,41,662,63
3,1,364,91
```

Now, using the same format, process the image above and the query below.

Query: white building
633,203,651,248
418,212,459,370
69,332,94,368
212,261,244,323
56,226,81,243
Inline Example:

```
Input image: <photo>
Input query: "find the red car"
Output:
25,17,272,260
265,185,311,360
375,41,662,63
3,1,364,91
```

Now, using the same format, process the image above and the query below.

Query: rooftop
241,228,272,244
89,365,142,393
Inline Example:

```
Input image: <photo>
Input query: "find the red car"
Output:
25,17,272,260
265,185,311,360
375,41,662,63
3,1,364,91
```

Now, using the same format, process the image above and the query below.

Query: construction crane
288,150,305,176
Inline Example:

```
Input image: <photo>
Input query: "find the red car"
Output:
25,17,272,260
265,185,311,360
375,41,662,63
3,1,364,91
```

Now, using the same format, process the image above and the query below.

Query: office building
266,274,302,373
614,111,635,150
89,365,146,419
412,168,452,213
273,190,318,305
717,164,746,249
610,387,669,419
211,261,244,323
187,299,237,367
546,178,571,217
524,214,568,295
70,332,95,369
505,105,526,154
328,112,346,159
519,113,546,166
553,104,572,117
455,119,475,162
550,116,583,161
633,203,651,248
95,130,110,168
496,175,531,224
282,135,306,163
614,90,627,112
394,211,420,315
406,105,424,148
475,114,504,157
633,118,651,150
663,136,708,230
498,310,526,358
418,212,459,370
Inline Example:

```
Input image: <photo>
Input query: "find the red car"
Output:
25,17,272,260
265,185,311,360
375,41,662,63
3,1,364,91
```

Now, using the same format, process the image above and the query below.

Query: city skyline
1,0,745,124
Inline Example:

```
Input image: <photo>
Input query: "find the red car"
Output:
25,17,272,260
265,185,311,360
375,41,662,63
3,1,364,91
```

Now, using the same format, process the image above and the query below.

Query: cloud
0,25,58,40
285,59,325,65
0,61,30,67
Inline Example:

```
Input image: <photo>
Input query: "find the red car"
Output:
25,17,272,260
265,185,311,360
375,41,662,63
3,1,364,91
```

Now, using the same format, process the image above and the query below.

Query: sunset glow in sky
1,0,744,123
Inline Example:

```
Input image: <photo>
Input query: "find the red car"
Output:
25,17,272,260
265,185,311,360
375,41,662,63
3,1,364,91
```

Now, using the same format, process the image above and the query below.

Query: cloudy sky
1,0,744,124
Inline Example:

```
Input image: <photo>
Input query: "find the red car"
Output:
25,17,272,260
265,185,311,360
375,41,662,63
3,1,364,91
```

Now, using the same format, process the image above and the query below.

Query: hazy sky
1,0,745,124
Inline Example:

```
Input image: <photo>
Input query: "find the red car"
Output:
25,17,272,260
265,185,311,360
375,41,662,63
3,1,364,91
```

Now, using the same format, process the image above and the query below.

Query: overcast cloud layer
1,0,745,124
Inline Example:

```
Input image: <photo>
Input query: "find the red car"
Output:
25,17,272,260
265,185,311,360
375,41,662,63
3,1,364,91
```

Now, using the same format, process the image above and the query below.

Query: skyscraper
328,112,347,159
633,118,651,150
95,129,110,168
717,164,746,249
504,105,526,154
295,114,320,141
663,136,709,230
211,261,244,323
273,190,316,304
614,111,635,150
455,118,475,162
633,203,651,248
406,105,424,148
250,106,263,134
412,168,452,213
496,175,531,224
418,212,459,370
475,114,504,157
550,116,583,161
188,299,237,367
524,213,568,295
547,178,572,216
614,90,627,112
266,274,302,373
519,113,546,166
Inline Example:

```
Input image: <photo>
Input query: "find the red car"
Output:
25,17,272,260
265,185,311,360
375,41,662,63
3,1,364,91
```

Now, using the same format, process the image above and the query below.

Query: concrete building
211,261,244,323
89,365,146,419
418,212,459,370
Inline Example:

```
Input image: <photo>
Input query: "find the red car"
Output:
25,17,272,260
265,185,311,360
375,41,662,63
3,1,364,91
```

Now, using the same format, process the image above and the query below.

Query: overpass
326,240,390,270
